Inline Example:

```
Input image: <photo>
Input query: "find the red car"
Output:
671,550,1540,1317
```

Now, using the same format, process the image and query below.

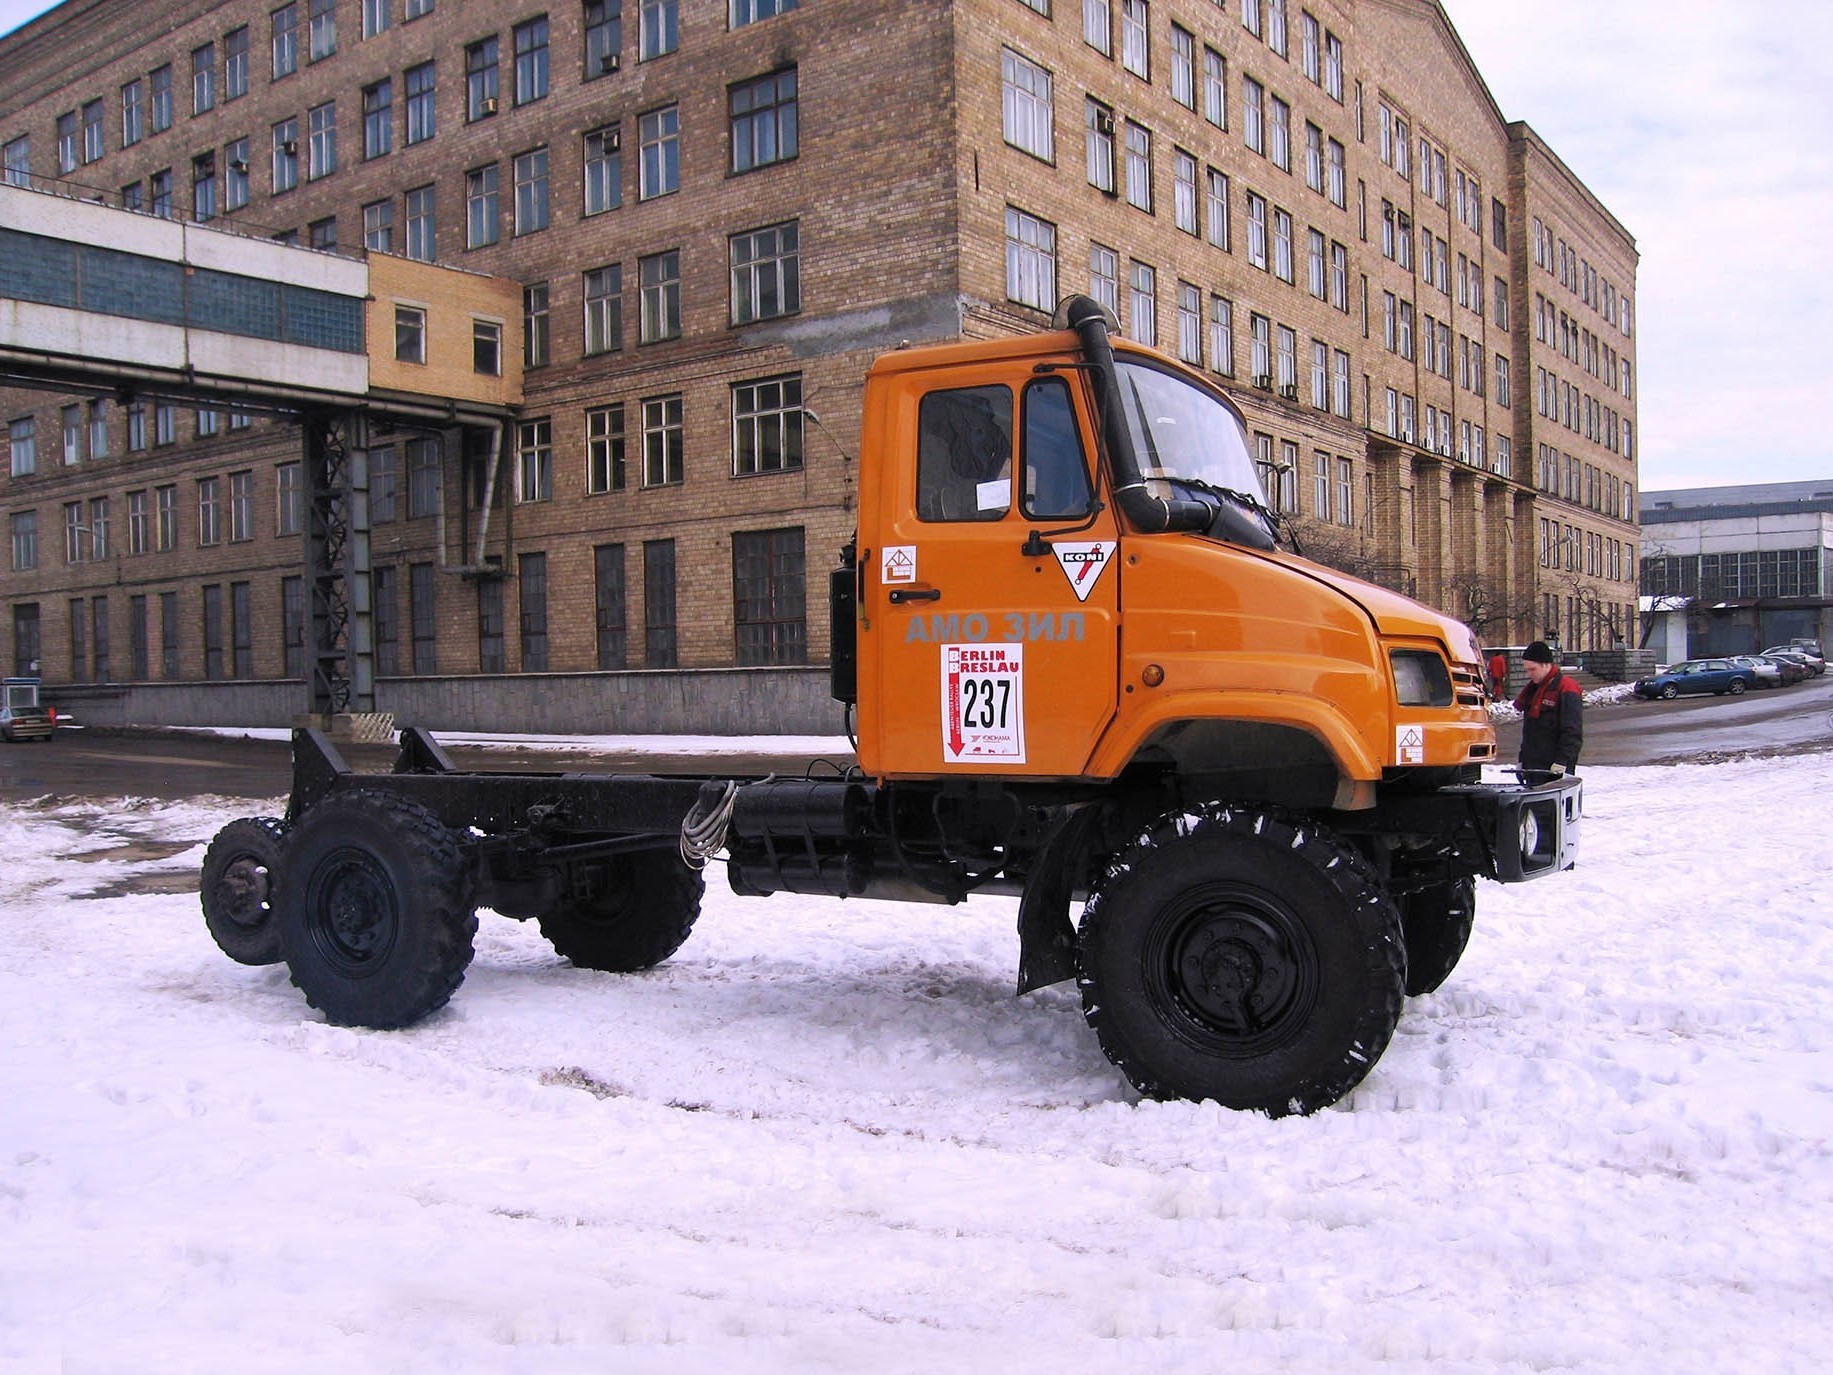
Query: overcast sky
3,0,1827,494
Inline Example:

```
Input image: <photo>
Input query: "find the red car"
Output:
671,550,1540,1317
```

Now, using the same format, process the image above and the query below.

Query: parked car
1762,647,1826,677
1729,655,1782,688
1632,659,1760,700
1755,653,1811,686
0,677,57,742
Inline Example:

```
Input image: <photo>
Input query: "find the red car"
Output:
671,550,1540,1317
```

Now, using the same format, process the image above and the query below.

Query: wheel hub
311,853,397,973
1172,908,1303,1035
220,857,272,929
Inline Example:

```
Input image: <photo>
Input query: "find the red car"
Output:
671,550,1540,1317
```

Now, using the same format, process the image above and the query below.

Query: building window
477,578,505,674
192,153,217,222
1275,325,1296,391
405,184,436,259
733,527,806,666
1004,206,1056,311
732,375,803,476
587,404,626,493
523,284,549,366
55,111,76,174
513,16,549,104
154,403,178,446
1246,191,1267,269
363,0,390,37
1273,208,1293,282
1269,95,1290,171
513,147,549,233
1311,339,1329,409
1209,296,1234,376
395,305,427,363
1176,282,1201,365
69,598,87,681
1205,168,1230,249
640,0,678,59
518,418,552,502
642,395,684,487
1084,0,1111,55
10,512,37,571
519,552,548,671
148,169,173,219
639,105,679,198
407,438,440,518
308,0,337,61
643,539,677,668
281,576,306,677
372,566,398,676
64,502,85,563
730,220,799,324
370,447,397,522
466,164,499,247
584,264,623,354
198,477,223,546
89,497,111,559
594,543,626,669
1243,76,1263,154
273,4,299,77
13,604,41,676
225,138,250,210
228,470,254,542
586,1,622,78
473,319,501,375
1085,99,1115,193
470,34,503,117
273,119,299,192
363,79,393,158
230,582,253,677
1120,0,1149,78
1127,260,1155,346
120,82,143,147
81,99,104,164
730,68,798,173
405,62,436,143
1123,120,1151,211
364,198,394,251
308,217,337,251
639,250,681,343
583,124,622,214
410,563,437,673
155,484,177,549
130,595,149,680
150,65,173,132
1251,312,1270,383
1001,49,1053,162
193,43,216,114
1169,149,1199,236
732,0,797,25
1333,348,1351,417
1089,242,1118,317
127,490,149,555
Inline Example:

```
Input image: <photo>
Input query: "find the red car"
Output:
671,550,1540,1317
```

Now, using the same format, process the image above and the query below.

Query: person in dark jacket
1513,640,1582,778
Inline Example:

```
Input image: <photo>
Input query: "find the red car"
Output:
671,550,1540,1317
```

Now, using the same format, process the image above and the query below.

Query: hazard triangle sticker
1051,541,1116,602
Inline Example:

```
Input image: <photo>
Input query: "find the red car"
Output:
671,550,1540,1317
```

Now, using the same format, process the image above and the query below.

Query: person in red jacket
1513,640,1582,779
1487,649,1508,700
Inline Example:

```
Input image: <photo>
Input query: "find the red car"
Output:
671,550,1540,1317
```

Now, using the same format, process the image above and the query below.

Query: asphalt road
3,673,1829,803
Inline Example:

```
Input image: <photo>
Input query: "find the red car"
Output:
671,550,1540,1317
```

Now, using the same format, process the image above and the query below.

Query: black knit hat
1523,640,1556,664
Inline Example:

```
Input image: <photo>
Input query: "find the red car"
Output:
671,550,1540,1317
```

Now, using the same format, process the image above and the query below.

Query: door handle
887,587,942,604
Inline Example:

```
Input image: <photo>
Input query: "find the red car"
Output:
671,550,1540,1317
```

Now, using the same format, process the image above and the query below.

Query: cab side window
1021,377,1093,520
916,385,1012,522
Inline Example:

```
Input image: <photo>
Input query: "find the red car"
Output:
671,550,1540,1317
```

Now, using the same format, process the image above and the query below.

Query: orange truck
202,297,1580,1116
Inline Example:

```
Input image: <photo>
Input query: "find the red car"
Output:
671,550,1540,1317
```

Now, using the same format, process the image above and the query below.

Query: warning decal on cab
1051,541,1116,602
881,545,917,585
1396,724,1425,765
941,642,1026,764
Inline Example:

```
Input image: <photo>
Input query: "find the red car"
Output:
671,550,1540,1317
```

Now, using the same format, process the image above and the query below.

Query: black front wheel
200,815,290,965
536,849,704,972
278,792,477,1028
1078,806,1404,1115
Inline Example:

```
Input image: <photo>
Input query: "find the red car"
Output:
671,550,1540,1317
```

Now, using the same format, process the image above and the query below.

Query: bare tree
1443,569,1538,647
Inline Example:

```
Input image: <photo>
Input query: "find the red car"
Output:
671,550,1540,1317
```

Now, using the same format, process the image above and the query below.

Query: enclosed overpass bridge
0,183,522,722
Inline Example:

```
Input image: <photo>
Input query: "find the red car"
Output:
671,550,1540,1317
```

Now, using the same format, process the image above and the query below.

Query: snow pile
3,758,1831,1372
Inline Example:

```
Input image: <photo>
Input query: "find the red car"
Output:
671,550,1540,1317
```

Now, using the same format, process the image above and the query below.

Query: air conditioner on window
1253,374,1273,390
229,158,249,173
480,96,498,115
1279,383,1299,401
280,139,297,155
600,52,621,74
1095,109,1115,136
604,128,621,151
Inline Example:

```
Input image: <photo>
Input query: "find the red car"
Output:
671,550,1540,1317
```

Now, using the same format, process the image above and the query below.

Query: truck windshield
1114,359,1264,503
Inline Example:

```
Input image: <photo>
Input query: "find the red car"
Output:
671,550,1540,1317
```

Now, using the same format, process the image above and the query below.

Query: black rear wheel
1078,806,1404,1115
536,849,704,972
200,815,290,965
278,792,477,1028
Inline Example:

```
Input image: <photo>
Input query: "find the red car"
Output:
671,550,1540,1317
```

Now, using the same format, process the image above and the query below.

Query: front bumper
1359,775,1582,883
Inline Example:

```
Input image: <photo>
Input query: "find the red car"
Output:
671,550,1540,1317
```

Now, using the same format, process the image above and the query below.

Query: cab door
864,364,1121,779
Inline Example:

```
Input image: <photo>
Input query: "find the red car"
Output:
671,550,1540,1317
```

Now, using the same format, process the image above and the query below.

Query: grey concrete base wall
51,668,847,737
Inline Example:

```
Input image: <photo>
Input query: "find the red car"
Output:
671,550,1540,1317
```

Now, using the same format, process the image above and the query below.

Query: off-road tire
200,815,290,965
278,792,477,1028
1397,875,1476,997
537,849,704,972
1078,805,1405,1116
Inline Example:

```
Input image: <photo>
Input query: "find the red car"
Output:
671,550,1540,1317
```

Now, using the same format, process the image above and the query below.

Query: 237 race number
940,643,1026,763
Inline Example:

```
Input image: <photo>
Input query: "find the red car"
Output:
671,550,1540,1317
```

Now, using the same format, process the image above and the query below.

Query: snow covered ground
3,749,1831,1373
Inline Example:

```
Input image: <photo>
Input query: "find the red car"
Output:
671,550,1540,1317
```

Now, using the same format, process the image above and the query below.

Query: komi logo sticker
1051,541,1116,602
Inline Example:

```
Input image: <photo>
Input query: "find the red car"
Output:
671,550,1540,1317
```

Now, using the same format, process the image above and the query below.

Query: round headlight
1519,808,1541,858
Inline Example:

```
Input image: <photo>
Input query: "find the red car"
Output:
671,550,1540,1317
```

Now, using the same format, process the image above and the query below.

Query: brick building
0,0,1639,732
